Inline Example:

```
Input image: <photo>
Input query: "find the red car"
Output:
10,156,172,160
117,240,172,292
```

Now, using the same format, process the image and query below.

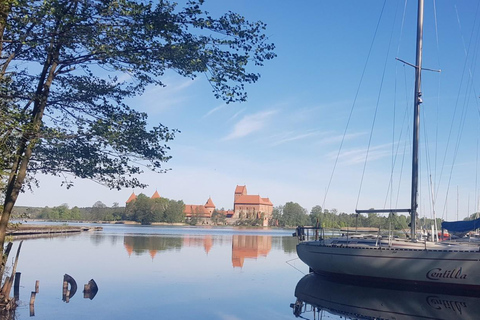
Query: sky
16,0,480,221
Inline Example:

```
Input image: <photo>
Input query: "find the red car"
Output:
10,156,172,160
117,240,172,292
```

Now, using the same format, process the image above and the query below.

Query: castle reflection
231,235,271,268
123,234,272,267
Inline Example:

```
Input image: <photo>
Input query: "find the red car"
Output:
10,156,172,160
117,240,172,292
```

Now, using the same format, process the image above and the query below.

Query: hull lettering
426,267,467,280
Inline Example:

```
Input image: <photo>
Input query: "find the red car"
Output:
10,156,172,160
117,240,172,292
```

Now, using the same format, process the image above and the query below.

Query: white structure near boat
297,0,480,290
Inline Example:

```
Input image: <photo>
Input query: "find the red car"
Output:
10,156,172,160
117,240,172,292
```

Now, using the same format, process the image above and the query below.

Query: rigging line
477,138,479,214
394,63,413,210
285,258,306,275
386,66,412,210
431,0,441,214
447,38,480,218
387,64,398,209
322,0,387,210
356,1,397,210
446,3,480,217
439,2,480,219
386,0,408,211
395,0,409,58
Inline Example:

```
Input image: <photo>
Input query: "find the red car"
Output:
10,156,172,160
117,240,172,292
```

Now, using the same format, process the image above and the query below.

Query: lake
9,223,478,320
11,224,315,320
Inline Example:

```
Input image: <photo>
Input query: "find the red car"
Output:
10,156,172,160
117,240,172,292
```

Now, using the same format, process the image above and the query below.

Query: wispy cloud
318,132,366,146
223,110,277,140
227,108,246,122
271,130,322,146
203,103,227,118
137,78,197,113
331,142,394,165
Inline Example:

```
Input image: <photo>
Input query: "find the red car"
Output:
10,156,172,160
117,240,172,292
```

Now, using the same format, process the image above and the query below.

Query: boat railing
293,226,323,241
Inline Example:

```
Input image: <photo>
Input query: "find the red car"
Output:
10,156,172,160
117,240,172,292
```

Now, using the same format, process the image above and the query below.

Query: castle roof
205,197,215,208
235,195,273,206
151,190,161,199
235,185,247,194
184,205,209,215
126,192,137,203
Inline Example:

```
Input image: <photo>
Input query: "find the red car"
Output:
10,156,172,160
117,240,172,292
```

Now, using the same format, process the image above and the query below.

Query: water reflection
123,235,182,257
122,234,273,267
232,235,271,268
292,273,480,320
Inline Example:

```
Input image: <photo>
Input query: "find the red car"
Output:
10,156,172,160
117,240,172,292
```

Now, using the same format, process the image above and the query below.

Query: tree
310,205,323,226
211,209,226,225
129,194,155,225
90,201,107,221
163,200,185,223
282,202,309,227
0,0,275,264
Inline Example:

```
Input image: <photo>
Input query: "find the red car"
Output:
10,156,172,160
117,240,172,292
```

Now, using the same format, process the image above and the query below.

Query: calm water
11,224,313,320
10,224,478,319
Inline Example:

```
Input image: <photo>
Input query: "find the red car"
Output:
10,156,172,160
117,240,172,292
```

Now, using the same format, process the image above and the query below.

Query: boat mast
411,0,424,240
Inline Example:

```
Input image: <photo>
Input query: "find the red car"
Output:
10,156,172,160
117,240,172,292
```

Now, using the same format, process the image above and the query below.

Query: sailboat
296,0,480,290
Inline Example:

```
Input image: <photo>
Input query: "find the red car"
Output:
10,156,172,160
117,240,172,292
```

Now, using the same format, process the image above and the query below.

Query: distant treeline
13,193,208,225
13,202,126,222
13,199,446,230
272,203,442,231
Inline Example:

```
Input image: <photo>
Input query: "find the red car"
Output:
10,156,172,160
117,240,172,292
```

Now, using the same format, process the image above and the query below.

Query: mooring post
29,291,36,305
35,280,39,293
29,291,36,316
14,272,21,299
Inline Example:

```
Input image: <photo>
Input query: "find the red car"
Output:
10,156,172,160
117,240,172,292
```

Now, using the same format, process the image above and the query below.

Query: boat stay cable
321,0,387,211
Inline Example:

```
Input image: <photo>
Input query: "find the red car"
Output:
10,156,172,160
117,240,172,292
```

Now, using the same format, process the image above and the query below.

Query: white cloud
331,142,395,165
318,132,366,146
203,103,226,118
135,78,198,113
227,108,246,122
223,110,277,140
270,130,322,146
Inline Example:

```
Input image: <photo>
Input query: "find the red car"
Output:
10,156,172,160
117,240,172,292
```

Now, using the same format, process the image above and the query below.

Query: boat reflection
292,273,480,320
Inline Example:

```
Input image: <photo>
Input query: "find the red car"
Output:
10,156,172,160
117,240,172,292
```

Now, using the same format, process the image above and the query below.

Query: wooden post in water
29,291,36,316
13,272,20,299
62,280,68,302
35,280,39,293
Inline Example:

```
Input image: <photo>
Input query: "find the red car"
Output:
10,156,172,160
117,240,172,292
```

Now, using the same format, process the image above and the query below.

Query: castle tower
205,197,215,215
151,190,161,199
234,185,247,203
126,192,137,204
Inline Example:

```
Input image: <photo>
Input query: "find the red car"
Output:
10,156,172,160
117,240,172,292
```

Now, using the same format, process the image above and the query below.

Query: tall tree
163,199,185,223
0,0,275,261
282,202,309,227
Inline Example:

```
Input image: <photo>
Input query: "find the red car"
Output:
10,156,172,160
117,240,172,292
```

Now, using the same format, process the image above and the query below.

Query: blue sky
17,1,480,221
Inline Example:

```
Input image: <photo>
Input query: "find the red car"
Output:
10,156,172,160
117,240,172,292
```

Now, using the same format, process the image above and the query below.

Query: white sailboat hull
297,240,480,289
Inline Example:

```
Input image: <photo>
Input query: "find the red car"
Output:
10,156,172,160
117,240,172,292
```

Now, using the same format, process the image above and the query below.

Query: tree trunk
0,52,58,279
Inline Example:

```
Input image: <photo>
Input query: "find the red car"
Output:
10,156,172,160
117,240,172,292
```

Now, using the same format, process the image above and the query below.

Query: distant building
233,185,273,226
126,192,137,204
125,185,273,226
125,191,160,204
184,197,215,219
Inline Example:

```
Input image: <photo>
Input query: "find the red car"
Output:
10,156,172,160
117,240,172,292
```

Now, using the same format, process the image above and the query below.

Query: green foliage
125,194,185,225
211,210,226,225
0,0,275,255
271,202,309,227
35,202,123,221
1,0,275,190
